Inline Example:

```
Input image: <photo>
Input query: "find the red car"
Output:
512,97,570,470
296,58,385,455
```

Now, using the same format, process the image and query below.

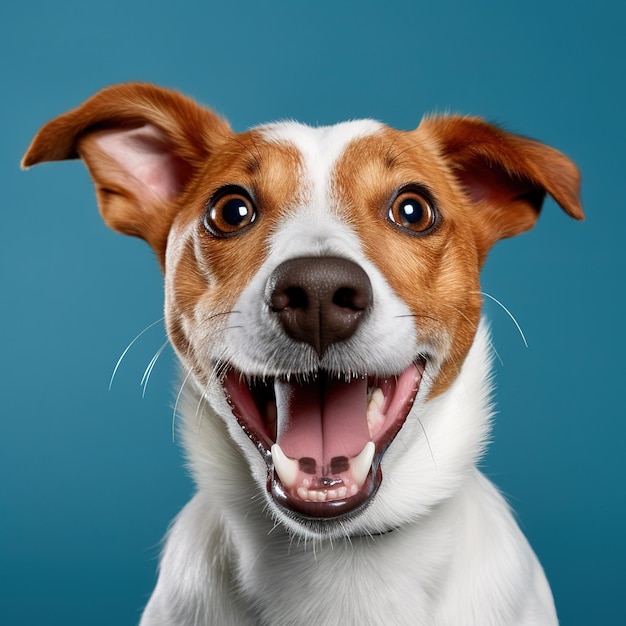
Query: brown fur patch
332,119,581,397
164,131,303,370
332,127,484,397
21,83,234,263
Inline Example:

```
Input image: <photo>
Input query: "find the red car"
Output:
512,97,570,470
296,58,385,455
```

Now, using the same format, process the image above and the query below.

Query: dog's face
23,84,582,537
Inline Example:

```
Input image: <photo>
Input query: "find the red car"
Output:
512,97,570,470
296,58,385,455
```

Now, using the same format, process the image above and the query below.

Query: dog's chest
237,525,452,625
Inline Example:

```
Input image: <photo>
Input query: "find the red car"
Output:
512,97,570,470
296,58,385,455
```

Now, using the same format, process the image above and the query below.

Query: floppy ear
418,116,583,252
22,82,232,260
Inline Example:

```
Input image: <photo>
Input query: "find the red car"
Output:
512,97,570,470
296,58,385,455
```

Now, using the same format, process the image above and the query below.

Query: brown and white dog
23,83,583,625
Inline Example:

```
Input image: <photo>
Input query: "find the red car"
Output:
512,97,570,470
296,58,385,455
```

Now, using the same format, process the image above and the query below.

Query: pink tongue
275,376,370,465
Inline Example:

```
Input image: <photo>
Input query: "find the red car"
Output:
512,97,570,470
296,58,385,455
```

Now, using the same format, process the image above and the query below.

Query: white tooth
350,441,375,488
338,486,348,499
370,387,385,410
271,444,299,488
297,486,308,500
367,388,386,436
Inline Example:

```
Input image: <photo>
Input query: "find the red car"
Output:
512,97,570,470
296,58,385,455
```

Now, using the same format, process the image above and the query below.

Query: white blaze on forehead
260,119,383,206
259,119,383,260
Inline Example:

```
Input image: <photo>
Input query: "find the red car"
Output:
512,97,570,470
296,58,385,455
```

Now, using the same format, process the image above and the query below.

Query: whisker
172,368,194,442
195,346,231,422
383,131,400,166
385,138,425,167
141,340,170,398
394,312,439,324
417,418,438,473
194,387,209,422
489,342,504,367
480,291,528,348
109,317,165,390
249,135,266,168
213,128,262,170
199,309,240,322
232,135,263,170
340,521,354,545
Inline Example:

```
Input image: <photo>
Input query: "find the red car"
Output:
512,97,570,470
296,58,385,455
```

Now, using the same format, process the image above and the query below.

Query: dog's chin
221,359,426,533
266,484,382,539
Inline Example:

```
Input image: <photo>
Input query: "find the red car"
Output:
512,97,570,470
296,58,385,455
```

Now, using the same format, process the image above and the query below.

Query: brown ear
418,116,583,251
22,83,232,259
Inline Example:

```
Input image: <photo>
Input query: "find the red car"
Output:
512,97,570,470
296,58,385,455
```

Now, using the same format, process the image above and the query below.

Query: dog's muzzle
222,257,424,520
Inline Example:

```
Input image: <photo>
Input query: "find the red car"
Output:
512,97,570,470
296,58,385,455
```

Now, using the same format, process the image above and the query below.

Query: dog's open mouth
222,360,425,520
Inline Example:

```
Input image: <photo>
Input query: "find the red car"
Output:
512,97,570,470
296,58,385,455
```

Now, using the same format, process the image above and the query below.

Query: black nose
267,257,373,357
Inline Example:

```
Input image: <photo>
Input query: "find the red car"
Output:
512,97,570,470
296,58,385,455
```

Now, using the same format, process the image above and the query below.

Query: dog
23,83,583,625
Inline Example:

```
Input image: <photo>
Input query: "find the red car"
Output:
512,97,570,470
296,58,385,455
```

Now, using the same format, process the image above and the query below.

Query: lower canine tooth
350,441,375,488
271,444,299,488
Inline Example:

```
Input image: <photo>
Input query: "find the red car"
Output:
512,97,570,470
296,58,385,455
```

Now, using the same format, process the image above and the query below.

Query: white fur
141,122,558,625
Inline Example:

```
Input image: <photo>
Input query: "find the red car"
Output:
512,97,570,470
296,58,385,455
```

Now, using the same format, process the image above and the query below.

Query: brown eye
388,187,437,234
203,186,257,237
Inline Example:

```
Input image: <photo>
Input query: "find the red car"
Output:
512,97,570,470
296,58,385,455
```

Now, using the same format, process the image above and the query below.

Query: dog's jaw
222,360,425,519
178,322,494,541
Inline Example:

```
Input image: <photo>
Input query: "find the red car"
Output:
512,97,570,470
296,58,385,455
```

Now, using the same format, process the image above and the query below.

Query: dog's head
23,83,582,537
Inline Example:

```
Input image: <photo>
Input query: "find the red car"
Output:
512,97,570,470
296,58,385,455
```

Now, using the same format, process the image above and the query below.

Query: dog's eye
388,187,437,234
203,187,257,236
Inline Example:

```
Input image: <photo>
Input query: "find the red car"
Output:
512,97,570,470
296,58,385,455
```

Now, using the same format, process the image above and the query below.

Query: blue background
2,1,624,624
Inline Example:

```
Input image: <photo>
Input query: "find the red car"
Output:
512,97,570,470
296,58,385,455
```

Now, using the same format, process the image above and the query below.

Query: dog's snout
267,257,372,357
